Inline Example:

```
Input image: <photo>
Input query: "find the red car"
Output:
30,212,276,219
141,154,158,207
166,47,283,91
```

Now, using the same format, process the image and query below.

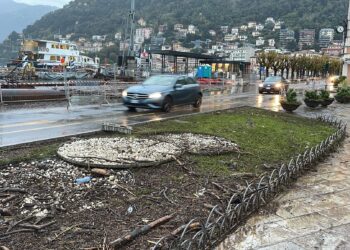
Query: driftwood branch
203,203,223,216
68,155,155,164
160,188,175,204
0,208,12,217
1,195,18,204
113,183,135,197
0,229,34,237
109,214,175,248
19,221,56,231
170,222,201,237
6,216,35,233
50,223,83,242
0,188,27,194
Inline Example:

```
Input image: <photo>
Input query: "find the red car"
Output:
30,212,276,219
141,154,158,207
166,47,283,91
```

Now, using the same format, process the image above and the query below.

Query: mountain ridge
0,0,57,42
22,0,349,40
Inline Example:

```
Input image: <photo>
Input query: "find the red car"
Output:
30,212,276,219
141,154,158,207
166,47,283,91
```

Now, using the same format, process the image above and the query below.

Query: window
50,56,56,61
176,78,187,85
186,77,196,85
51,44,55,48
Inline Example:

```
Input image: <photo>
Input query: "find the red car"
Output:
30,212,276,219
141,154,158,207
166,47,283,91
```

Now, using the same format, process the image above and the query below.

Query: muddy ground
0,155,252,250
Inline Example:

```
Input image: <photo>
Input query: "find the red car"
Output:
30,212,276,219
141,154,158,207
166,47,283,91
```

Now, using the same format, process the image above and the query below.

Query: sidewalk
218,104,350,250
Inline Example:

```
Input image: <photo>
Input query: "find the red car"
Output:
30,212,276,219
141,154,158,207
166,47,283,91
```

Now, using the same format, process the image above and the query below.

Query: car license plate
266,87,271,90
130,99,139,104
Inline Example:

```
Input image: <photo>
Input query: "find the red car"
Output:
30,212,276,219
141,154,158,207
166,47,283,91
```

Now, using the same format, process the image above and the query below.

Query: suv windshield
143,76,176,86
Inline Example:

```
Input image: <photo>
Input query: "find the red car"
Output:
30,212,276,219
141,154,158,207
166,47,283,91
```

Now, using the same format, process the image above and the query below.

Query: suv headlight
259,83,264,87
149,92,162,99
122,90,128,97
275,83,282,88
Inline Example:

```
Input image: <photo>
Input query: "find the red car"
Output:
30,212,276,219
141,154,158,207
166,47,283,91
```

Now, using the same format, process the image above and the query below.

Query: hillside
23,0,349,40
0,0,57,42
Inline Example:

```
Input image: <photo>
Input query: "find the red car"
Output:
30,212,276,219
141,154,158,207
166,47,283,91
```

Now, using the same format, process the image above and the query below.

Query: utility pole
129,0,135,57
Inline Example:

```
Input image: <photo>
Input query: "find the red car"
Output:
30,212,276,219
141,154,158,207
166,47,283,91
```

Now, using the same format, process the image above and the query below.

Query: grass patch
0,143,60,166
0,107,336,176
134,107,336,175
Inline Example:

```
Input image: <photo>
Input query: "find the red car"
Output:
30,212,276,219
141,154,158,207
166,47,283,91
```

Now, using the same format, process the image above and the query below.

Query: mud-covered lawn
0,107,336,249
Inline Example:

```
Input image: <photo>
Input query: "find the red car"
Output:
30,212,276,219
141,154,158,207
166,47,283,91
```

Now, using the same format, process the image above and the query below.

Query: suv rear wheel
193,95,202,108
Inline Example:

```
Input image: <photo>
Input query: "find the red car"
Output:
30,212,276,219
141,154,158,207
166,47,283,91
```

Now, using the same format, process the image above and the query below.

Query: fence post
64,67,71,110
0,80,3,105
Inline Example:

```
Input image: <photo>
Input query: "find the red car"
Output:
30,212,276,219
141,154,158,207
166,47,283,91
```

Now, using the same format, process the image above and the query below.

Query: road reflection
271,95,282,112
255,94,282,112
256,95,263,108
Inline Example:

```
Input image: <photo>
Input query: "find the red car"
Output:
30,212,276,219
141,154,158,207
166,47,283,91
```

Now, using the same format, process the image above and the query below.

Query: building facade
319,28,335,48
279,29,295,48
299,29,315,49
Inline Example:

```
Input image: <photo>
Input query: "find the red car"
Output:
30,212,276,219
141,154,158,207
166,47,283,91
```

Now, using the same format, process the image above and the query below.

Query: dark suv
122,75,203,112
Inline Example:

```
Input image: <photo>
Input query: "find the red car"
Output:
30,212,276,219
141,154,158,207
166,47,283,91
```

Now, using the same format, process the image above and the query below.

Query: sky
13,0,71,7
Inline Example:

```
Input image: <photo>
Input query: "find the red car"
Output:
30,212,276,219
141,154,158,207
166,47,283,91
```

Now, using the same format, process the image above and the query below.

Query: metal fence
0,80,140,105
66,80,139,107
152,116,347,250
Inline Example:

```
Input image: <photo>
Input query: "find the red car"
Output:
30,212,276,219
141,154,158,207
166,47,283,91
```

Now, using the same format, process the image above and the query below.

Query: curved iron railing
152,115,347,250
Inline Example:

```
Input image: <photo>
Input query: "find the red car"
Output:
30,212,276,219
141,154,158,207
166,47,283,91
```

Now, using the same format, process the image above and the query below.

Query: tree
286,40,298,52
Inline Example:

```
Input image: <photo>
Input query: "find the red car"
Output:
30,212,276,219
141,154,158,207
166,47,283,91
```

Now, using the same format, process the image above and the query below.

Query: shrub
319,90,330,100
285,89,299,104
334,76,347,87
304,90,319,100
336,86,350,97
335,81,350,103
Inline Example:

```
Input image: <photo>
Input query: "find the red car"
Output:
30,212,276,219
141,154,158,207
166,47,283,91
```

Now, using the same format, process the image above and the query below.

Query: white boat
19,39,100,80
21,39,99,67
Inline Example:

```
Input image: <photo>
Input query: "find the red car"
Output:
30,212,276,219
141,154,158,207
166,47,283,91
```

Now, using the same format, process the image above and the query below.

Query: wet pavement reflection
0,81,331,148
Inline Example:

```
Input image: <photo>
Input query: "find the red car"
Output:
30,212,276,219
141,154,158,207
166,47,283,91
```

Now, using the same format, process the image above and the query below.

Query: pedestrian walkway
218,104,350,250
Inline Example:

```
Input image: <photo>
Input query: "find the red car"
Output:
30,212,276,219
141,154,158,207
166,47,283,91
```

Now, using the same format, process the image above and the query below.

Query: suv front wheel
161,96,173,112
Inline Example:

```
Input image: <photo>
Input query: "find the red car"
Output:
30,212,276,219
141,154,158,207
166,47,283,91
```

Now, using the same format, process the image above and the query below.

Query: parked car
122,75,203,112
259,76,289,94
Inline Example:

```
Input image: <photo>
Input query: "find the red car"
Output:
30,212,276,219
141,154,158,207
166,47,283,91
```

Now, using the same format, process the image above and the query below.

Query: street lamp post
342,0,350,77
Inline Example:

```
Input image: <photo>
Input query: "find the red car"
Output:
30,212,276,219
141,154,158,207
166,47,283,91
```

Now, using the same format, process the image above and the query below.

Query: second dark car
259,76,289,94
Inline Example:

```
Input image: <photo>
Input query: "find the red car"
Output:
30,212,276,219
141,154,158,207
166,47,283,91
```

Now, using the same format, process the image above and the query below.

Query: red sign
60,57,65,64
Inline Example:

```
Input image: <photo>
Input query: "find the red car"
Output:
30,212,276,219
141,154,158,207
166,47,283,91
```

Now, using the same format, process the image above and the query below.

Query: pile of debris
57,137,182,168
153,133,240,155
0,159,135,241
57,134,240,169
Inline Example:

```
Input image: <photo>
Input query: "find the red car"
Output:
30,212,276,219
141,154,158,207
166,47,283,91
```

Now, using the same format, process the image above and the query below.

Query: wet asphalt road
0,82,327,148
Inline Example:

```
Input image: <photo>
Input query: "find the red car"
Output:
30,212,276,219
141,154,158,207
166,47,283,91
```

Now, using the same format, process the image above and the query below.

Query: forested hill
23,0,349,39
0,0,56,41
